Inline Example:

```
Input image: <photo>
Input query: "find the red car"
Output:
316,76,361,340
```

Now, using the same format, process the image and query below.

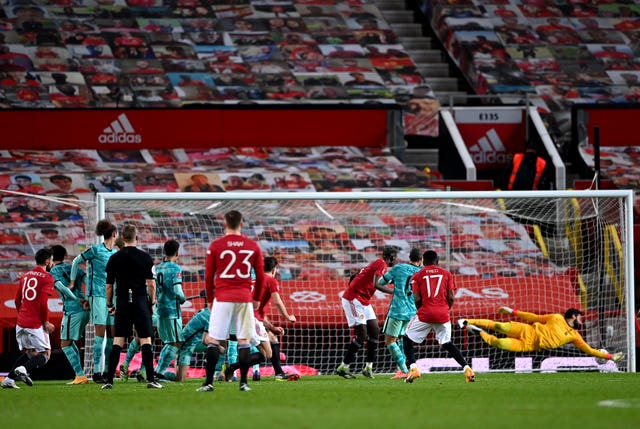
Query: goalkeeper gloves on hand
498,306,514,314
611,352,624,362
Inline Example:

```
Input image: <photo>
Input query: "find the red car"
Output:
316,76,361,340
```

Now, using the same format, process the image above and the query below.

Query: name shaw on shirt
226,240,245,247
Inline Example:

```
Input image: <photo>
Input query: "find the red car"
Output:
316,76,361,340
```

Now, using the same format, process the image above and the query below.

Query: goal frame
94,190,636,373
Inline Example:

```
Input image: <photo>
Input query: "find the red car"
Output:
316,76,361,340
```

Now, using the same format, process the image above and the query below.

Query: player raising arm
258,256,297,380
458,307,624,363
224,256,297,381
70,219,118,383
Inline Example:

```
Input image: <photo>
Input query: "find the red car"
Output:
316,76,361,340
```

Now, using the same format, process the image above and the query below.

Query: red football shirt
254,275,279,321
411,265,455,324
342,258,387,306
205,233,264,303
15,266,54,329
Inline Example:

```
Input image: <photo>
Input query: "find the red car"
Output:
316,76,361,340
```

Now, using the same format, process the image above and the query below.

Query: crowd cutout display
430,0,640,143
428,0,640,215
0,0,439,138
0,145,443,281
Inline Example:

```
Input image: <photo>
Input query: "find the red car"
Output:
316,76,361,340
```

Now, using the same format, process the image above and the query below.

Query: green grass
2,373,640,429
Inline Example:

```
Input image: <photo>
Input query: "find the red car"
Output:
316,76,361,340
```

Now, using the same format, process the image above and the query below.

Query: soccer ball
595,349,608,365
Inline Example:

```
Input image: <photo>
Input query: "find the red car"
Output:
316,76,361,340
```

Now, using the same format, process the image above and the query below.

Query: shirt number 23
219,249,254,279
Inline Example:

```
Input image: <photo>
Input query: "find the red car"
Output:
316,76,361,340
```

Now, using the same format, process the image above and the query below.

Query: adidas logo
98,113,142,144
467,128,508,164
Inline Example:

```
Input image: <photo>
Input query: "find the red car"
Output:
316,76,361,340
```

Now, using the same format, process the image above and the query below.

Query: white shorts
16,325,51,353
250,319,269,347
341,297,376,327
405,316,452,345
208,300,256,342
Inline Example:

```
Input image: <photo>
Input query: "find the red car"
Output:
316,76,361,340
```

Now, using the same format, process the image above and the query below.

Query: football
595,349,608,365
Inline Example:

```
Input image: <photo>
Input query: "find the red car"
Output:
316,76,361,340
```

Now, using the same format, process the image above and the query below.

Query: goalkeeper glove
498,306,514,314
611,352,624,362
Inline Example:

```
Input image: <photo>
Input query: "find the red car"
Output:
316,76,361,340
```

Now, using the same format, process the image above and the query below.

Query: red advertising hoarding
454,108,527,170
572,104,640,147
0,107,392,150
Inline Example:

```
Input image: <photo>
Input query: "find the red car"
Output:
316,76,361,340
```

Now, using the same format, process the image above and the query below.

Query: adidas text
99,133,142,144
470,150,507,164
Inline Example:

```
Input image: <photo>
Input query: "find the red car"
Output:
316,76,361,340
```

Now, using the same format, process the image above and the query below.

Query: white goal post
87,190,635,375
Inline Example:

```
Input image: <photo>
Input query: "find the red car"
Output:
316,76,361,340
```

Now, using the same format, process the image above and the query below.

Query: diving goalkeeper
458,307,624,363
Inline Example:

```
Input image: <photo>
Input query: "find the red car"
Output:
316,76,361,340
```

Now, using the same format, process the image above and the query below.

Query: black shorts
114,298,153,339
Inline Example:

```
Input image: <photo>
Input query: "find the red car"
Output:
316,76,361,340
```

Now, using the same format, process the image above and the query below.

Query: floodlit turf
2,372,639,429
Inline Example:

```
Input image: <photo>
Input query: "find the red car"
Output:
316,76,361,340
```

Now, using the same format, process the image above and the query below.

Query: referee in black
102,224,163,389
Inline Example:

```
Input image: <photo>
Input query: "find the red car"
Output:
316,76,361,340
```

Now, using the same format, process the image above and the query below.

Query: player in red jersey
402,250,475,383
254,256,296,380
199,210,265,392
335,246,396,379
223,256,298,381
2,248,55,389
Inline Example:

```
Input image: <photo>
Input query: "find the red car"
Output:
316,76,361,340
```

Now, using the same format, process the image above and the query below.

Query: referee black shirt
106,246,155,337
106,246,154,306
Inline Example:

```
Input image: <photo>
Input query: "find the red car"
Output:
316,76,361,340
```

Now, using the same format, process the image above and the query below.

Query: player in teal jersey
50,245,91,385
154,239,186,379
177,306,209,381
175,306,226,382
378,248,422,378
70,219,118,383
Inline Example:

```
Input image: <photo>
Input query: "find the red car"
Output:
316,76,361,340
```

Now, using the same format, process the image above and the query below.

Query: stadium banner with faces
0,107,393,150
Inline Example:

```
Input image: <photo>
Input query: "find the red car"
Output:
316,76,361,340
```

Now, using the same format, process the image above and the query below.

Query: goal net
82,190,634,376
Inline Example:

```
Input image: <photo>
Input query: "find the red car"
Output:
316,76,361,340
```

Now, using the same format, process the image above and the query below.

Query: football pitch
1,372,639,429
